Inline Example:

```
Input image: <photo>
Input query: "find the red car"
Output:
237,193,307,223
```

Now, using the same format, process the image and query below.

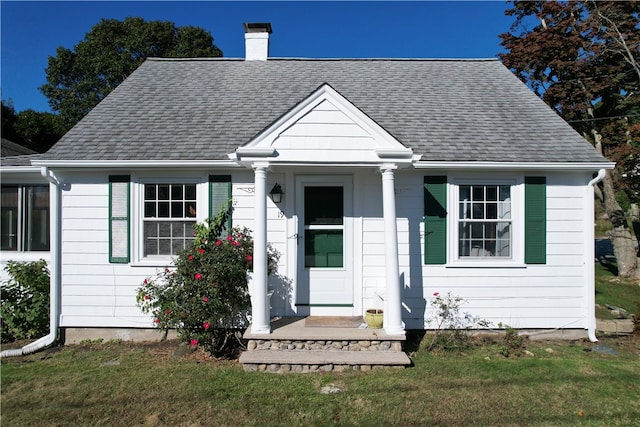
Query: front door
296,176,353,314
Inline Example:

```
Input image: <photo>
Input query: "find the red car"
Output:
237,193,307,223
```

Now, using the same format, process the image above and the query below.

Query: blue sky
1,1,514,112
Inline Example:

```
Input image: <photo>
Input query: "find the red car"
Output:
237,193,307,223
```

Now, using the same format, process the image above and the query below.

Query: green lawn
595,263,640,319
2,335,639,426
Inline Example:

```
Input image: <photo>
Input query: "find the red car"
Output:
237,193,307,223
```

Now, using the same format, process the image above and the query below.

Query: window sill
0,251,51,262
129,258,177,268
445,262,527,269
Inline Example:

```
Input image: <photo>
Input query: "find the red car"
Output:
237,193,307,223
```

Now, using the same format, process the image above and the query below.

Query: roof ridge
146,57,501,62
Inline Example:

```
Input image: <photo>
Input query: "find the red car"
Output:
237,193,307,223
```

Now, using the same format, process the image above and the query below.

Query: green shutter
525,177,546,264
209,175,232,233
424,176,447,264
109,175,130,263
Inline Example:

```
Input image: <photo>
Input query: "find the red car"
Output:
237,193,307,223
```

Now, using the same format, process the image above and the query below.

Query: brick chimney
243,22,272,61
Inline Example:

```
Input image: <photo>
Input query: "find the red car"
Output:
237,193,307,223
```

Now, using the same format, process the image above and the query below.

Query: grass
2,336,639,426
595,262,640,319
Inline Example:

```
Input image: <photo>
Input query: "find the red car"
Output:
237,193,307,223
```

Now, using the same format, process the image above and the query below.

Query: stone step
239,349,412,370
596,319,634,334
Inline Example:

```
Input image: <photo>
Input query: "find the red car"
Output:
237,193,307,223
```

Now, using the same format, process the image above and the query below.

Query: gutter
1,167,62,357
31,160,241,169
586,168,606,342
413,161,615,171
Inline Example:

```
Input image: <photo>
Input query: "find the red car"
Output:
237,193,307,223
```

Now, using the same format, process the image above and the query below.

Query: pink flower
246,255,253,262
143,278,148,284
203,322,210,330
188,255,194,260
195,273,203,280
231,240,240,247
165,309,171,315
202,296,209,302
190,339,198,347
154,318,160,324
197,248,205,254
433,292,440,297
216,240,222,246
144,294,150,300
227,235,233,241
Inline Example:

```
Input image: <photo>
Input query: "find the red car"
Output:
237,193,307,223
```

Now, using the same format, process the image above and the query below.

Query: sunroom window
143,183,196,256
458,184,511,258
1,185,50,252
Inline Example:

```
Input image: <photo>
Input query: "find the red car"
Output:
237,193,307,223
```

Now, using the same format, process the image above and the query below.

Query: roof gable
234,84,414,165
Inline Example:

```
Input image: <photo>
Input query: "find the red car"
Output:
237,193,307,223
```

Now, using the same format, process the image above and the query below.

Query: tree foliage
1,100,66,153
499,0,640,204
1,259,50,343
40,17,222,127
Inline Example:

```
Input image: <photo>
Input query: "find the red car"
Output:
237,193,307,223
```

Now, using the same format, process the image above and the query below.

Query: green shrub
137,205,278,358
1,259,50,343
499,324,527,357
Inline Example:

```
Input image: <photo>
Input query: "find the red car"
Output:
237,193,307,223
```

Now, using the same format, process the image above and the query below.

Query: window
143,183,196,256
424,175,546,265
1,185,50,251
110,175,232,264
458,184,511,258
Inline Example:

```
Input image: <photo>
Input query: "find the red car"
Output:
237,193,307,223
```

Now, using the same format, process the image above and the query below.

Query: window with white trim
1,184,50,252
458,184,512,258
425,176,545,265
143,183,196,256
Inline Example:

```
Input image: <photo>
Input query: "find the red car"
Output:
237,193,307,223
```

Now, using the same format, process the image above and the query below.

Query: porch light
269,183,284,203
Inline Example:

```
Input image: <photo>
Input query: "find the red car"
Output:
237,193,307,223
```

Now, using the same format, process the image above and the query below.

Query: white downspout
1,167,62,358
586,169,606,342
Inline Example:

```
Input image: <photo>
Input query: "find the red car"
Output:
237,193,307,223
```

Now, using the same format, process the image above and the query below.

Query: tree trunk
600,170,639,279
629,204,640,283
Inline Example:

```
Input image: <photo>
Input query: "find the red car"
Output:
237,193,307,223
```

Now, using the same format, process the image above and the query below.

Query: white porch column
380,165,405,335
251,164,270,334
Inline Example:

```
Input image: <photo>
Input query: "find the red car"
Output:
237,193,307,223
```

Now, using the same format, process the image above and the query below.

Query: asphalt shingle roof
41,58,607,163
1,138,37,157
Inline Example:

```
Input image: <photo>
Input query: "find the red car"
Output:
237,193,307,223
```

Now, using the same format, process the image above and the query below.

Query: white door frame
294,175,354,316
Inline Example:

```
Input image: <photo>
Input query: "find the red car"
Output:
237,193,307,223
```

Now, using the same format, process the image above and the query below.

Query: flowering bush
137,205,278,357
422,291,490,353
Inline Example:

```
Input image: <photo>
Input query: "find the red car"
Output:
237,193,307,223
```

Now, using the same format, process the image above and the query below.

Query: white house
0,23,613,354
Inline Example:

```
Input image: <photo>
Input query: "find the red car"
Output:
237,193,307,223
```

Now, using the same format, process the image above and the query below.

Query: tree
500,0,640,279
1,101,22,143
1,100,65,153
40,17,222,127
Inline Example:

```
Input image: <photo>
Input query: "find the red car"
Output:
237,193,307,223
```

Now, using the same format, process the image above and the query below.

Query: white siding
385,171,592,330
58,167,594,332
58,170,292,327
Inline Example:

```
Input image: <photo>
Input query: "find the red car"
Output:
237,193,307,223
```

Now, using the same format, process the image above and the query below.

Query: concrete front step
239,349,412,373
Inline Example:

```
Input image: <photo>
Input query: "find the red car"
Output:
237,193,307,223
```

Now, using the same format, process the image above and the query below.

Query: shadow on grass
404,330,426,353
598,260,619,276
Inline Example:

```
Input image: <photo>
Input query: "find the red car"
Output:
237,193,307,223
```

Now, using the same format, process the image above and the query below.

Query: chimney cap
243,22,272,34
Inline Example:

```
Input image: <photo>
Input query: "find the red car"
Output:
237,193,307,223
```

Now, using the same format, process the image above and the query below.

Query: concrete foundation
63,328,177,344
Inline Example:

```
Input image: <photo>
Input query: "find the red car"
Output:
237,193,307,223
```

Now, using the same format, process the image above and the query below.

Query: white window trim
447,175,526,268
131,174,208,266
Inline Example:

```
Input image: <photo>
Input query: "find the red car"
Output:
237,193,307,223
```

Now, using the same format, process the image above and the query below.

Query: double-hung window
458,184,511,258
424,175,546,266
1,184,50,251
109,175,231,264
143,183,197,256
